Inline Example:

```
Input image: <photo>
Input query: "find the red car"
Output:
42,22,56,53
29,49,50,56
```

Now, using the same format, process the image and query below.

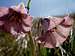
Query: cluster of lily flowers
0,3,73,48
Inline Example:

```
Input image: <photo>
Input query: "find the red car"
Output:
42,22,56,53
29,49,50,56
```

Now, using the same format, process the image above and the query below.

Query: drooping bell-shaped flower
0,3,32,37
36,16,73,48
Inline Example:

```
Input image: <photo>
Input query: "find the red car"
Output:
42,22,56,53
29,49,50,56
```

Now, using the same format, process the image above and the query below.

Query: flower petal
52,17,64,25
56,25,71,37
48,19,56,30
52,31,67,47
22,15,32,27
0,7,9,17
37,32,56,48
11,2,27,14
61,16,73,26
22,24,31,32
0,21,4,25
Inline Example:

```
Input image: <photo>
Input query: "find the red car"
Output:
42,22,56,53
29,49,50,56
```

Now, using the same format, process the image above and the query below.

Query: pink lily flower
0,3,32,36
36,16,73,48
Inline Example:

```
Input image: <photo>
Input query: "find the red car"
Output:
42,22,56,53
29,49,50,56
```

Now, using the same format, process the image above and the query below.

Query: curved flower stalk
36,15,73,48
0,3,32,38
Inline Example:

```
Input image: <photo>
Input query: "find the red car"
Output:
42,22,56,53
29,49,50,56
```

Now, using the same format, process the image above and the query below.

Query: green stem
28,31,35,56
27,0,31,13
